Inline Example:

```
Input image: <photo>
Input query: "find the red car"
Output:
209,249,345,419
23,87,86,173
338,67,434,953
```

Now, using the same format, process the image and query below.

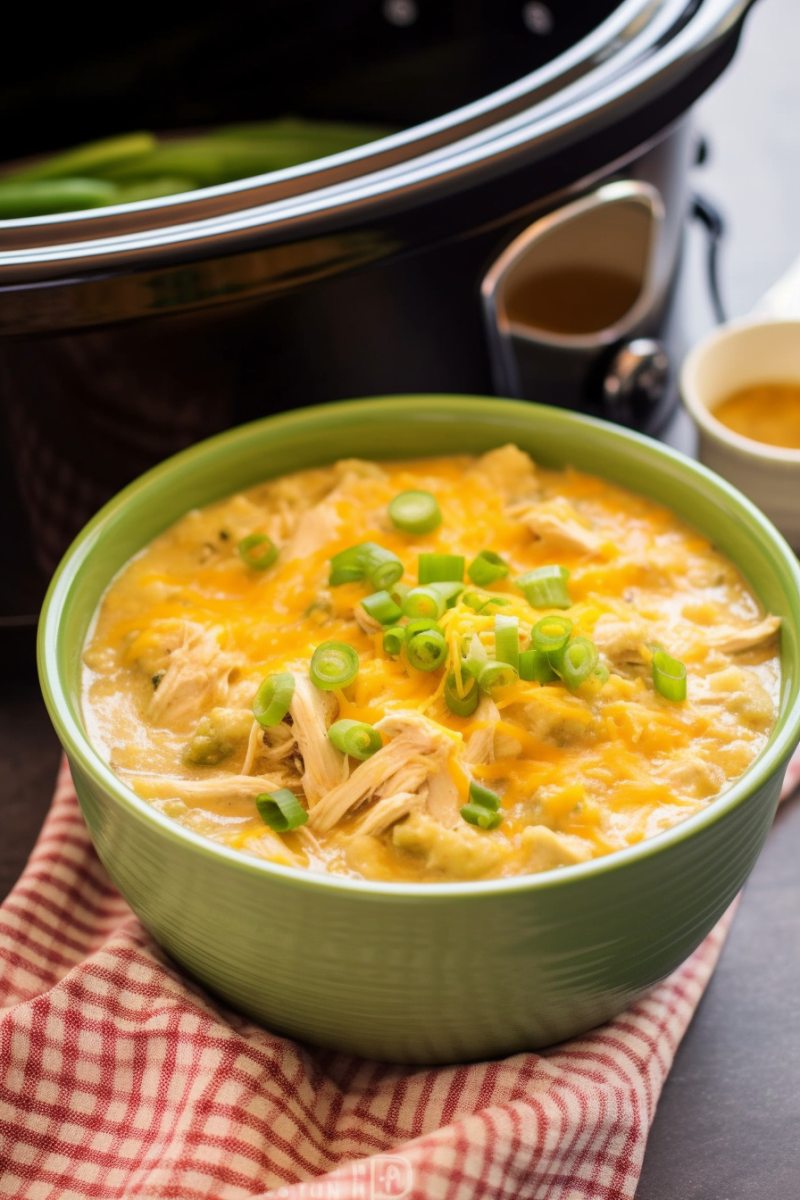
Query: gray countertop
2,2,799,1195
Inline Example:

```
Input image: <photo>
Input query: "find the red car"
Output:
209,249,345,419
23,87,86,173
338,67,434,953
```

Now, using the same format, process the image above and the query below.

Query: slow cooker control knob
602,338,670,425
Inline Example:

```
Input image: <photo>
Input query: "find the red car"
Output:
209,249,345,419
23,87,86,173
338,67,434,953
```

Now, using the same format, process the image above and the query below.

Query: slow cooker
0,0,754,652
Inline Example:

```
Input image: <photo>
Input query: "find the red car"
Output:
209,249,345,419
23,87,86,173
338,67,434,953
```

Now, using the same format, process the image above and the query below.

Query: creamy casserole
83,447,780,882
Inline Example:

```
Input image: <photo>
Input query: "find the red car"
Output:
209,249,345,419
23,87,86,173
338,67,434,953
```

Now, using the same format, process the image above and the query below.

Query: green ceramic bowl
39,396,800,1064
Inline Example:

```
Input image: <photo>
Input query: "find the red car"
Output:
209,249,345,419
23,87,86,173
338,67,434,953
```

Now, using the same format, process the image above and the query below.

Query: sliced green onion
463,591,487,611
652,649,687,702
310,641,360,690
468,550,509,587
460,803,503,830
329,543,370,586
516,565,571,609
390,582,410,607
479,661,518,691
444,672,480,717
593,664,610,686
256,788,308,832
461,633,489,681
388,490,442,534
418,553,465,584
406,628,448,672
383,625,407,656
494,614,520,673
253,672,295,727
238,532,278,570
469,780,501,811
405,617,443,638
519,649,558,684
361,590,403,625
403,586,446,621
549,637,598,691
430,581,465,608
463,591,512,613
328,719,382,760
364,544,404,591
328,541,404,590
531,614,573,653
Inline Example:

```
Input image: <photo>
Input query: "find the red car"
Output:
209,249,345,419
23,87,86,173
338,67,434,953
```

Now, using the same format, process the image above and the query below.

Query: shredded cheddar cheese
81,446,781,882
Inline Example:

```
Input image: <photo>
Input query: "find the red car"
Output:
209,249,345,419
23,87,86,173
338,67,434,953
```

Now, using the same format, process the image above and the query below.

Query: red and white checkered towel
2,754,800,1200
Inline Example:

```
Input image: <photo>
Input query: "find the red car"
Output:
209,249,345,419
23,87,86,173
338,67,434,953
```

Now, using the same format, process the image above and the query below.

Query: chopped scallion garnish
388,490,442,534
328,719,382,760
652,649,687,702
444,672,480,717
479,661,518,691
256,788,308,832
461,632,488,681
516,565,571,609
382,625,407,656
309,641,360,690
468,550,509,587
468,780,500,811
403,586,446,621
418,553,465,584
494,614,520,673
238,532,278,571
430,581,465,607
519,649,558,684
329,542,370,586
361,590,403,625
531,614,573,653
328,541,403,591
253,672,295,727
549,636,598,691
463,591,512,613
364,543,404,591
460,802,502,830
405,627,448,672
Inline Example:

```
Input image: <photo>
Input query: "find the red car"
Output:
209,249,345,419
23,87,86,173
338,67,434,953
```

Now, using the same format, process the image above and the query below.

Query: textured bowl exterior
40,397,800,1063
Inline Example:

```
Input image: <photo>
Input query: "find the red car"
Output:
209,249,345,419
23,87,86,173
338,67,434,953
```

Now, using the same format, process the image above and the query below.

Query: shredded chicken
424,769,462,828
356,790,427,836
283,498,341,561
290,673,348,805
242,719,298,775
697,666,776,731
519,825,592,871
309,711,452,833
332,459,387,484
128,772,285,803
507,496,601,556
659,754,726,799
469,444,538,501
592,614,650,669
146,622,238,728
283,464,385,561
463,695,499,765
704,616,781,654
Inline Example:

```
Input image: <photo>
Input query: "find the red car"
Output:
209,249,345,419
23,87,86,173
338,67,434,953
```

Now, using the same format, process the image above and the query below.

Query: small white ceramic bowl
680,317,800,550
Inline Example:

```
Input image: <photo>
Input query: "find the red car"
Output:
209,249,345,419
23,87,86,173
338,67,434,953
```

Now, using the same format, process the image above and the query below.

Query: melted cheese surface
82,448,781,882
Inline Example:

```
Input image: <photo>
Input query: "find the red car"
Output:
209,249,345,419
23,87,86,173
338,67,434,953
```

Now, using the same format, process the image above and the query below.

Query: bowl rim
680,316,800,465
38,394,800,901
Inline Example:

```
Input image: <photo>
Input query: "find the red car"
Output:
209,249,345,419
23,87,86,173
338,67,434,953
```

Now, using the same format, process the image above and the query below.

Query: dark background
1,1,799,1196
